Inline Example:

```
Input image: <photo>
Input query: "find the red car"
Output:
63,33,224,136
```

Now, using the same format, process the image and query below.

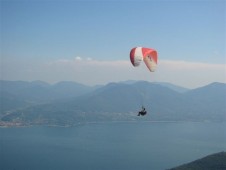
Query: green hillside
168,152,226,170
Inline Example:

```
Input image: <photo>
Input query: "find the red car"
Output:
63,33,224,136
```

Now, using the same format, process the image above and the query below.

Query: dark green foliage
168,152,226,170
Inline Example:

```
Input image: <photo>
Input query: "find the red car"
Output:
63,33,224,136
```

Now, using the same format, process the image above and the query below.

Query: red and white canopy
130,47,158,72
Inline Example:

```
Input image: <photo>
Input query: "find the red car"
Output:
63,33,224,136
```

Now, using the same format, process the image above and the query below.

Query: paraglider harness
138,106,147,116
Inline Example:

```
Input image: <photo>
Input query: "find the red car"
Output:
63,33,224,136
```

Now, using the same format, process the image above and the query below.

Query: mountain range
0,80,225,126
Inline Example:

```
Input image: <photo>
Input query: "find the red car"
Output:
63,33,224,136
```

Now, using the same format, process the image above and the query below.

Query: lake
1,121,226,170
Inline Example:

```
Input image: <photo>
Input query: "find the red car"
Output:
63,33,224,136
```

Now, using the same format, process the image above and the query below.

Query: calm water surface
1,122,226,170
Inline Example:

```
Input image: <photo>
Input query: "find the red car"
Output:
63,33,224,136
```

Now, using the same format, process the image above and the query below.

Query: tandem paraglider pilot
138,106,147,116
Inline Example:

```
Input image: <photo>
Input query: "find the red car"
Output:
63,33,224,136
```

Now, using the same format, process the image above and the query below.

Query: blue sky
1,0,226,88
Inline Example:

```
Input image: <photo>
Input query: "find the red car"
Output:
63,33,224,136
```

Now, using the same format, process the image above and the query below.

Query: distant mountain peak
31,80,50,87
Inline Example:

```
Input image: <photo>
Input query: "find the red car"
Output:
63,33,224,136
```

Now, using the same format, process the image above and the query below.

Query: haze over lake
1,121,225,170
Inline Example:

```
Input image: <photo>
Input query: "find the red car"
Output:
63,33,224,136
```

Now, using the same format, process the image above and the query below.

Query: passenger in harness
138,106,147,116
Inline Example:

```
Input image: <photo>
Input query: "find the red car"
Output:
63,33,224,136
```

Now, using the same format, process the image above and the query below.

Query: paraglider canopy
130,47,158,72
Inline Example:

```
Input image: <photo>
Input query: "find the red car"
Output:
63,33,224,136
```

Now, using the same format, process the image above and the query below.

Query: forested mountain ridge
168,152,226,170
1,80,225,126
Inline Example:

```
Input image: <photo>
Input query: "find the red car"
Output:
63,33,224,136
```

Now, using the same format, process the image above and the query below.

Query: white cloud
159,60,225,70
75,56,82,61
86,57,92,61
43,58,226,88
157,60,226,88
1,58,226,89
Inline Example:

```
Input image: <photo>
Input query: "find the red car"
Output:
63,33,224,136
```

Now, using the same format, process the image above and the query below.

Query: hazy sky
1,0,226,88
